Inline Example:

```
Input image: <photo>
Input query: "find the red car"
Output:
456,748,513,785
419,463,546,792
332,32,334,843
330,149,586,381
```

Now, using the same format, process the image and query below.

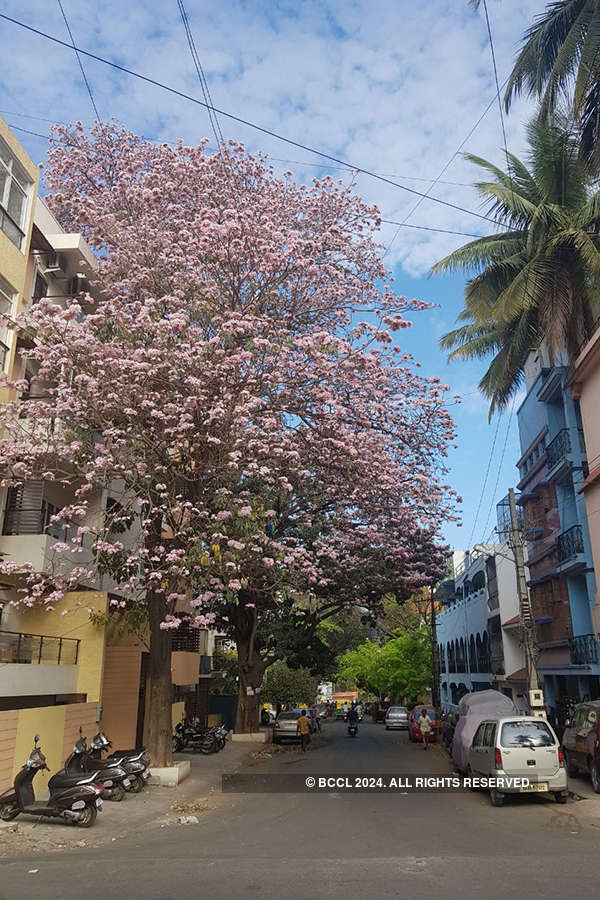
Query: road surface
1,720,598,899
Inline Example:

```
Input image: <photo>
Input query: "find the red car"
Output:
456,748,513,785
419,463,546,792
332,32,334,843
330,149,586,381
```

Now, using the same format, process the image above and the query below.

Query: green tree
211,645,239,695
261,660,318,709
336,630,432,704
434,117,600,413
501,0,600,169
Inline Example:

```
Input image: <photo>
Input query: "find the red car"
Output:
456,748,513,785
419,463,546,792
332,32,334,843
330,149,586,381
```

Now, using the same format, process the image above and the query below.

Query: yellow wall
19,591,108,702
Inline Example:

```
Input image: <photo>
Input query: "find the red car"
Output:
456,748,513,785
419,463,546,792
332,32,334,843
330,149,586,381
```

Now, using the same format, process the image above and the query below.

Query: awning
527,572,558,586
506,668,527,682
502,614,520,628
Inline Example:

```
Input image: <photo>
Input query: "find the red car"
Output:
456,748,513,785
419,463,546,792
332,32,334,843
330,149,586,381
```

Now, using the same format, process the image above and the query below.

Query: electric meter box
529,689,544,708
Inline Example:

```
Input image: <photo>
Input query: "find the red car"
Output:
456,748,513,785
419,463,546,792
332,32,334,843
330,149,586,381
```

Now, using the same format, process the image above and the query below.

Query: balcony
0,630,80,697
0,629,80,664
557,524,585,567
569,633,599,665
490,652,505,676
546,428,571,469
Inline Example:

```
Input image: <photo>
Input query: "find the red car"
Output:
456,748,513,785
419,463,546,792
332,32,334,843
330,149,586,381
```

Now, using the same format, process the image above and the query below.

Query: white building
436,543,527,712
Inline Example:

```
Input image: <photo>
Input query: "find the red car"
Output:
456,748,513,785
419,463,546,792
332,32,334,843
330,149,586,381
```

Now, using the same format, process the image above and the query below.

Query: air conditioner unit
44,251,65,278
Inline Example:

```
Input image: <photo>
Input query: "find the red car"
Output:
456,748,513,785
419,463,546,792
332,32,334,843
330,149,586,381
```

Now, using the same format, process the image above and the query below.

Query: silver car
385,706,409,730
468,716,568,806
272,709,316,744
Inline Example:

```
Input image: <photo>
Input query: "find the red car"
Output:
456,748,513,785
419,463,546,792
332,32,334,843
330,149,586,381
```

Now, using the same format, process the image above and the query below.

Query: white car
468,716,568,807
385,706,408,730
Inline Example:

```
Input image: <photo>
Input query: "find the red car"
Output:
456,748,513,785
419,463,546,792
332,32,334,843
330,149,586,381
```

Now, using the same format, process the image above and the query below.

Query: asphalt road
1,720,599,900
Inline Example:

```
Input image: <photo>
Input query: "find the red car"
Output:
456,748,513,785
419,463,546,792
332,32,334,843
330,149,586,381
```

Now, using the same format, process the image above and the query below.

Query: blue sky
0,0,543,548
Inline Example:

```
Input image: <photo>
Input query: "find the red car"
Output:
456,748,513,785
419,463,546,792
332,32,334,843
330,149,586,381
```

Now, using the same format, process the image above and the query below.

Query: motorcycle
173,719,220,754
347,722,358,737
0,735,103,828
88,732,151,792
63,735,131,801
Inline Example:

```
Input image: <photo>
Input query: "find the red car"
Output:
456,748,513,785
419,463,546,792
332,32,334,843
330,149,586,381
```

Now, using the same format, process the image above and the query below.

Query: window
472,724,486,747
482,722,496,746
32,272,48,303
0,140,32,250
500,720,555,747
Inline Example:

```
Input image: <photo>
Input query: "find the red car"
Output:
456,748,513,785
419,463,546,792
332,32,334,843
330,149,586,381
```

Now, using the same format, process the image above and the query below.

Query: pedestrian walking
297,710,311,752
418,710,432,750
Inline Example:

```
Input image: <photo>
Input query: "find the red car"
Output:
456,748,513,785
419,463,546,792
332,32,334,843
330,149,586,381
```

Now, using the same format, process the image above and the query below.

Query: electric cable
56,0,100,121
0,12,501,225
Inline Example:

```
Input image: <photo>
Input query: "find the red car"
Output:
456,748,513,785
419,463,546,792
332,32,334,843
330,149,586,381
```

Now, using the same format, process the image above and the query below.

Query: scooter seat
49,770,100,790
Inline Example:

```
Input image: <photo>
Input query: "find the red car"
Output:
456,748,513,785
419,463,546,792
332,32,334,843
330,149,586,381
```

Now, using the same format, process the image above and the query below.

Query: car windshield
388,707,407,714
500,721,555,747
278,712,301,720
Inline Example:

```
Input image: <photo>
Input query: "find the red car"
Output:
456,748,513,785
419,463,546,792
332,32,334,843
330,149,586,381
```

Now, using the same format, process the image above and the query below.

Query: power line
6,124,51,140
176,0,225,149
0,12,500,226
0,110,67,124
481,0,511,179
467,410,503,549
56,0,100,121
381,219,483,238
383,73,511,258
479,393,518,543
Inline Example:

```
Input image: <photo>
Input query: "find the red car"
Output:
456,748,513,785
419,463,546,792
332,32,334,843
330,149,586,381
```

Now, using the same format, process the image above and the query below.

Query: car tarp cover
451,690,517,772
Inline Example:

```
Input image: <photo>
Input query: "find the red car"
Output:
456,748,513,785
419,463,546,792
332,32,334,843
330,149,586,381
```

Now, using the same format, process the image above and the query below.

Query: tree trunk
147,592,173,766
234,614,267,732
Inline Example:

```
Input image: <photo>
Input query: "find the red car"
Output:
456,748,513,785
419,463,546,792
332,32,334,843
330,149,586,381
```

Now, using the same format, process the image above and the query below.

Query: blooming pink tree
0,123,456,761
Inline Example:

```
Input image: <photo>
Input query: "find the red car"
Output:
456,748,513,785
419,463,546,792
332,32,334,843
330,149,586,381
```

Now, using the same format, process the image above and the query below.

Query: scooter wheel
107,783,126,802
128,775,145,793
172,736,184,753
200,740,218,755
0,803,19,821
75,805,98,828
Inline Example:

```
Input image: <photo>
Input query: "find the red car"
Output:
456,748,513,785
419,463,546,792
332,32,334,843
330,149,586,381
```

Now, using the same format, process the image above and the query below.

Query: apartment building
516,346,599,721
0,120,221,791
436,543,526,712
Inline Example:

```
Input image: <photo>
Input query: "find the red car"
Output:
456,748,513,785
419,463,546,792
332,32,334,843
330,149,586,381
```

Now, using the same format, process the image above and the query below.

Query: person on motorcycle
347,706,359,727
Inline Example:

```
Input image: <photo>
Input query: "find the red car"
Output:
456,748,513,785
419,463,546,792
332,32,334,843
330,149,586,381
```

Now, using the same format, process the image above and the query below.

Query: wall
0,710,18,794
0,663,78,697
0,701,98,797
100,645,142,751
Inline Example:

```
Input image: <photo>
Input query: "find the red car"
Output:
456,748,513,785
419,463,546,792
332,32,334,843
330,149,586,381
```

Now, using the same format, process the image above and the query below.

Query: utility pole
507,488,539,695
430,583,441,739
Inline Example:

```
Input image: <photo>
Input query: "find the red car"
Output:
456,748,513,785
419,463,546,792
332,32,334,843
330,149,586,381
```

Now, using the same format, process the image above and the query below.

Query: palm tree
433,117,600,414
503,0,600,168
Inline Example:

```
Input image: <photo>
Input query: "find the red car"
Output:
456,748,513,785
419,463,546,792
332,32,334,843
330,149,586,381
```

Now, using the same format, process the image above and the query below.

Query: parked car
385,706,409,730
562,700,600,793
272,709,317,744
468,716,568,807
408,706,436,742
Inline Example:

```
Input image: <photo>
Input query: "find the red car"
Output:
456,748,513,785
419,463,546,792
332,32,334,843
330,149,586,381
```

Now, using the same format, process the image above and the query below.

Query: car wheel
490,787,504,807
554,791,568,804
590,760,600,794
564,749,578,778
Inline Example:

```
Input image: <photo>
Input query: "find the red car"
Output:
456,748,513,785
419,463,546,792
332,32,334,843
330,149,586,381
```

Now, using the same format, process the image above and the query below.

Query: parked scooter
62,735,131,801
0,736,103,827
88,732,150,793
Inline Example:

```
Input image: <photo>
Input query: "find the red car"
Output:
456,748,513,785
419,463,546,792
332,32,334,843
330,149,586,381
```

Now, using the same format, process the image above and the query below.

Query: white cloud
1,0,540,277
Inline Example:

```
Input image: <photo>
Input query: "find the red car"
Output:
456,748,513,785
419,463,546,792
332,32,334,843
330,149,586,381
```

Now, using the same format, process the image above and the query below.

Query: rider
347,704,359,727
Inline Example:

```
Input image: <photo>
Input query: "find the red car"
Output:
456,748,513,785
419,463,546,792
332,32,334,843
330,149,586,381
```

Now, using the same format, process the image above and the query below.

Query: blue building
516,348,599,718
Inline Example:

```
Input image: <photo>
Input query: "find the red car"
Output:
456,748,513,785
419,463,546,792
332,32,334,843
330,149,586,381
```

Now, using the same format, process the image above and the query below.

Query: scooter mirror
34,734,40,744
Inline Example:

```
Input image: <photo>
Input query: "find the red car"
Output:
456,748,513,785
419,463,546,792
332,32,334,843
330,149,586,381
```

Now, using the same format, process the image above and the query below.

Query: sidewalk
0,738,257,858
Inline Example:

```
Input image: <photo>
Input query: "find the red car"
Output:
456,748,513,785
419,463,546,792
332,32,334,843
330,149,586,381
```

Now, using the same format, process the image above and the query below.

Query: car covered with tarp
451,690,517,772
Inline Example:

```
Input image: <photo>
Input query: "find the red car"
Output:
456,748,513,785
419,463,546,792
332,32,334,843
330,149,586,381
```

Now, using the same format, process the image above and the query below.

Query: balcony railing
570,633,598,665
0,630,80,665
557,525,584,563
546,429,571,469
